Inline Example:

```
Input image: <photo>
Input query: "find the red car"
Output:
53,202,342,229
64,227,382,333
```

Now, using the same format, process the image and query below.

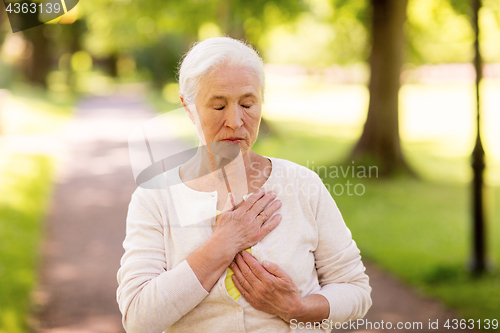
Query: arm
117,190,209,333
187,189,282,291
117,188,282,333
311,175,372,323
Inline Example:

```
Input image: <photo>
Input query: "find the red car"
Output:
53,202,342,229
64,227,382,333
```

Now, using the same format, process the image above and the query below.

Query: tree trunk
23,26,51,87
106,52,119,77
350,0,410,176
0,1,5,38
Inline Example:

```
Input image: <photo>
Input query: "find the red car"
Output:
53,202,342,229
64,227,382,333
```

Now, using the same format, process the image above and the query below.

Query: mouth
221,137,244,144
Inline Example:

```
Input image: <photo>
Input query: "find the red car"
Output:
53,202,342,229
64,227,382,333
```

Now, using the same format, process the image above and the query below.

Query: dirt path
36,91,469,333
36,90,153,333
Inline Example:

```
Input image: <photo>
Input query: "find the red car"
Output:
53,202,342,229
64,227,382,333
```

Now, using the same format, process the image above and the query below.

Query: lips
221,137,244,143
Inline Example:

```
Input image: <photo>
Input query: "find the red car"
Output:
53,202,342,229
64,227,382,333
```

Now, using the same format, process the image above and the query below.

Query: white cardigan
117,157,372,333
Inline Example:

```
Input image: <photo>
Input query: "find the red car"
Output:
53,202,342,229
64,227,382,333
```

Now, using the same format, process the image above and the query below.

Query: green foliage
405,0,500,64
80,0,307,86
80,0,306,57
334,0,370,28
6,0,500,92
262,0,370,66
480,0,500,63
0,154,54,333
449,0,470,16
75,0,500,84
406,0,474,64
133,33,193,88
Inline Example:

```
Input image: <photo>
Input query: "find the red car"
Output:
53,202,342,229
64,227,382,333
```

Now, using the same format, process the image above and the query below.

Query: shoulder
268,156,322,185
267,156,329,204
270,158,336,211
130,167,179,209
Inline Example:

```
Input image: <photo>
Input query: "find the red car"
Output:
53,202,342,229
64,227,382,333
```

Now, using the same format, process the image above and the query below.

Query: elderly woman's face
191,64,262,154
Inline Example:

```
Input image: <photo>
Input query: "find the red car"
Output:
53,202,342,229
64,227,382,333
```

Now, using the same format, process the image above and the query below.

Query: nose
224,103,244,130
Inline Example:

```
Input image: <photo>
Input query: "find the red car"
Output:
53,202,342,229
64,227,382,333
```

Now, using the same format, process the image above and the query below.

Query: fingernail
262,260,269,267
230,261,234,268
270,191,276,196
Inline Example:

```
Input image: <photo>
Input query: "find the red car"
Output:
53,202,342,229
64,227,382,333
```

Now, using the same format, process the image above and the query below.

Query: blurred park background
0,0,500,332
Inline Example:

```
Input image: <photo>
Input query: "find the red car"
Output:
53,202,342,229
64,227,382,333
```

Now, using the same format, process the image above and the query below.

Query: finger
236,188,265,215
235,252,250,274
247,191,277,219
257,199,282,224
258,214,282,240
231,259,249,288
233,253,256,291
231,272,250,300
241,251,273,282
235,252,254,279
262,259,290,280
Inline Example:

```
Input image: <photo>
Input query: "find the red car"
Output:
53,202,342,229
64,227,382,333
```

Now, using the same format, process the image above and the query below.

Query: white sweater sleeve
116,189,209,333
310,175,372,323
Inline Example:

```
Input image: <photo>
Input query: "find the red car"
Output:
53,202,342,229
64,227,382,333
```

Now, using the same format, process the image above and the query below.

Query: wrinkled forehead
196,64,263,103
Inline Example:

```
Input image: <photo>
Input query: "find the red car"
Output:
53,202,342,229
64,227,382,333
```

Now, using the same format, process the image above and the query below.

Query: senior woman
117,36,372,333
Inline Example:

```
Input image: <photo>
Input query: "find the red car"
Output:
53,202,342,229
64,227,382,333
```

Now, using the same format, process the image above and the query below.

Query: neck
187,144,259,176
180,144,268,197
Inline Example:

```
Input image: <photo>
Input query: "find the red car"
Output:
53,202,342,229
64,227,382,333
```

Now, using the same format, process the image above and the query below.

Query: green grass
0,154,55,333
253,119,500,325
0,86,73,332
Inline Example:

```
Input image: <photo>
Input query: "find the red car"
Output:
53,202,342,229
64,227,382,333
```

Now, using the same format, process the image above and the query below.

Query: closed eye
214,106,225,110
241,105,251,109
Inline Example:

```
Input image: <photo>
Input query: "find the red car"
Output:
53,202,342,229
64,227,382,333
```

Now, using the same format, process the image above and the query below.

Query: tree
22,26,51,87
0,1,5,37
80,0,306,80
350,0,410,176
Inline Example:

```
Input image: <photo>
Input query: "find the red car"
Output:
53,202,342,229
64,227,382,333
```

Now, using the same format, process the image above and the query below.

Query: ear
180,94,195,124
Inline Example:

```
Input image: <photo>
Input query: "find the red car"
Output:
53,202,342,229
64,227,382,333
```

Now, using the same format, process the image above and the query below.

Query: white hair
178,36,265,105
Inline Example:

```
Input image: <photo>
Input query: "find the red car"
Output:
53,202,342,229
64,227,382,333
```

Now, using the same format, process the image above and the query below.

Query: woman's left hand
230,251,303,323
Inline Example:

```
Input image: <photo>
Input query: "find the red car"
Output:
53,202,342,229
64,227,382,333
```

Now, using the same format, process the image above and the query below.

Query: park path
35,88,469,333
35,87,151,333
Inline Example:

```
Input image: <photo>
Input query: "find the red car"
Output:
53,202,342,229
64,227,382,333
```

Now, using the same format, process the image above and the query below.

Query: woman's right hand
212,188,282,255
